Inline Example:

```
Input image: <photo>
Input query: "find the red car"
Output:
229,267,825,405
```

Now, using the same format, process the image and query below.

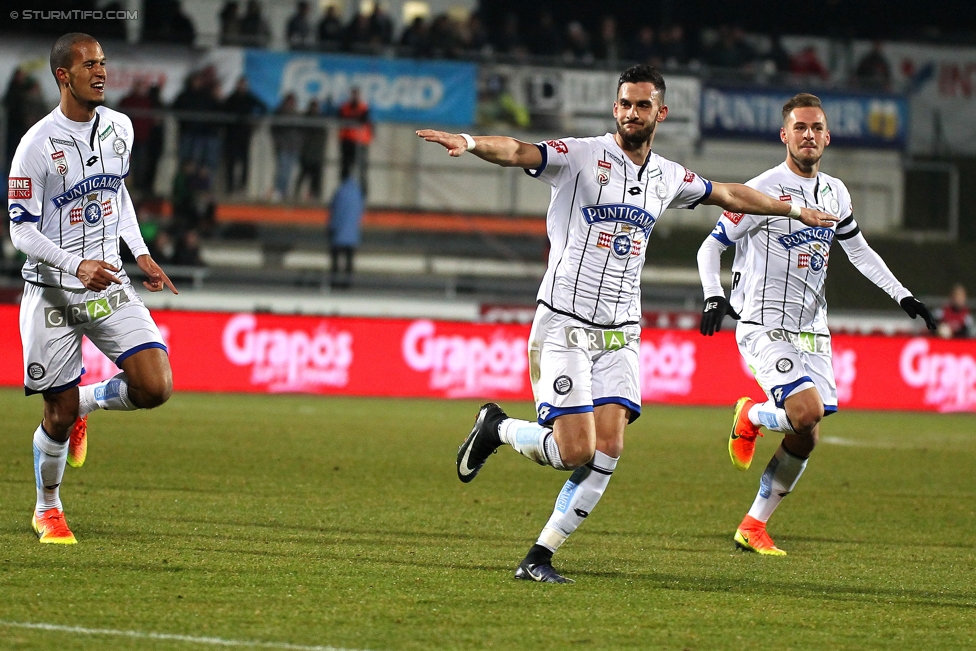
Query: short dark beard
67,82,105,112
616,119,655,149
789,148,821,174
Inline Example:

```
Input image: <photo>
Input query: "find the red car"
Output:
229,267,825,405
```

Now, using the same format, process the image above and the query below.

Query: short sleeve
7,138,46,224
664,161,712,210
525,137,582,187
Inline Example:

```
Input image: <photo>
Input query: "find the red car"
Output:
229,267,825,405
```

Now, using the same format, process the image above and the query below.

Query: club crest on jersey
581,203,656,235
797,252,828,272
51,150,68,175
596,160,611,186
51,173,123,208
596,231,642,258
778,227,834,250
83,199,103,226
113,138,127,156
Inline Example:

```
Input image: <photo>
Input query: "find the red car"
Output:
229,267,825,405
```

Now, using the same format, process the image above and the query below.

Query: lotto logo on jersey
545,139,568,154
722,210,744,225
8,177,31,199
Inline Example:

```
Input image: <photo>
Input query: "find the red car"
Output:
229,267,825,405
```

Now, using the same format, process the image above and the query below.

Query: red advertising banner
2,305,975,413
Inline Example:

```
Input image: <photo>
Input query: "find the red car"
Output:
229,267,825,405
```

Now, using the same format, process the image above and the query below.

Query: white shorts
528,305,642,426
736,322,837,414
20,282,166,395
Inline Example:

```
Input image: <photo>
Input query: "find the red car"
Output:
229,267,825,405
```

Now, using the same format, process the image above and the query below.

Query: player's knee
129,373,173,409
43,401,79,440
789,402,823,435
560,438,596,469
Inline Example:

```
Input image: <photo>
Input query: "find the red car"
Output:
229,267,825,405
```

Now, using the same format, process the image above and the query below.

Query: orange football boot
729,397,762,471
734,515,786,556
67,415,87,468
32,509,78,544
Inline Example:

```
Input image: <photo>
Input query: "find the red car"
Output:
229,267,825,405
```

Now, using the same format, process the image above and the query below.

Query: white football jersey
7,105,144,290
709,162,862,334
529,133,712,327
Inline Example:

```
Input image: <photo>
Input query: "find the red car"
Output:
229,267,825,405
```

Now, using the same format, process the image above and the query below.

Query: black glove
900,296,937,332
700,296,741,336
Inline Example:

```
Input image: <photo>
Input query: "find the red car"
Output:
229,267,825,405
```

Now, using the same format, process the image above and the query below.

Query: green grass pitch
1,388,974,650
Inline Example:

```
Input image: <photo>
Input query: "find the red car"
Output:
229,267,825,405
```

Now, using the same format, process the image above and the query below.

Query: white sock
748,400,795,433
537,450,618,552
747,444,808,523
81,373,137,414
33,424,68,515
498,418,567,470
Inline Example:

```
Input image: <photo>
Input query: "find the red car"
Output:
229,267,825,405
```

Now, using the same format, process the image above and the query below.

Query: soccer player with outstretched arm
8,33,178,544
418,66,837,583
696,93,936,555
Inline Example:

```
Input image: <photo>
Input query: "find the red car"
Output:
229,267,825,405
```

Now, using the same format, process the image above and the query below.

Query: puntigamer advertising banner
2,306,974,413
244,50,477,126
700,86,909,149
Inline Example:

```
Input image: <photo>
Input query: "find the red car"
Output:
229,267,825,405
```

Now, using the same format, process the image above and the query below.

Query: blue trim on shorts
116,342,168,367
593,396,641,423
25,374,83,397
537,402,593,427
771,375,814,408
823,404,838,416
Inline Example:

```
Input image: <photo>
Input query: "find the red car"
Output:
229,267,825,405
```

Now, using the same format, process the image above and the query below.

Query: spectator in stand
400,15,432,58
222,76,267,194
143,0,195,45
173,230,205,267
240,0,271,48
296,99,327,201
327,177,365,290
529,10,563,59
937,284,973,339
593,16,622,65
630,26,661,66
659,24,690,67
171,160,199,233
855,40,892,90
21,78,49,132
369,4,394,47
790,45,830,81
173,71,214,168
765,36,793,75
429,14,461,59
461,11,492,57
144,85,166,196
149,229,176,266
317,5,343,51
337,87,372,196
271,93,303,202
563,21,593,65
118,79,161,195
343,11,373,53
286,1,316,50
495,13,528,58
3,69,31,171
219,1,242,45
706,24,757,70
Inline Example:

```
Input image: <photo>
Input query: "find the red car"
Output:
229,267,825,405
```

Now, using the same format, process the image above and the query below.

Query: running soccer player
8,33,178,544
418,66,837,583
697,93,936,556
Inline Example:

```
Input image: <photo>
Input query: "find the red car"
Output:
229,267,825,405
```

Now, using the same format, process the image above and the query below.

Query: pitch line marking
0,620,378,651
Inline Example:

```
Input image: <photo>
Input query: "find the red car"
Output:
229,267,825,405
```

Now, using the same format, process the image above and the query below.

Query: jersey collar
53,106,99,135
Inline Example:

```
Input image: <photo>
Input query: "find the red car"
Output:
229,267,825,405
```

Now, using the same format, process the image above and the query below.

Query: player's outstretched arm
704,182,837,227
416,130,543,168
136,254,179,294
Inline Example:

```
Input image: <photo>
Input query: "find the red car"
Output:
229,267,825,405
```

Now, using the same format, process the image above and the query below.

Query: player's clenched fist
76,259,121,292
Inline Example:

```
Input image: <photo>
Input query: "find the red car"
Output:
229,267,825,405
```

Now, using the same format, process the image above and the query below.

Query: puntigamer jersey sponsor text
709,162,861,334
7,106,138,290
529,134,712,327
